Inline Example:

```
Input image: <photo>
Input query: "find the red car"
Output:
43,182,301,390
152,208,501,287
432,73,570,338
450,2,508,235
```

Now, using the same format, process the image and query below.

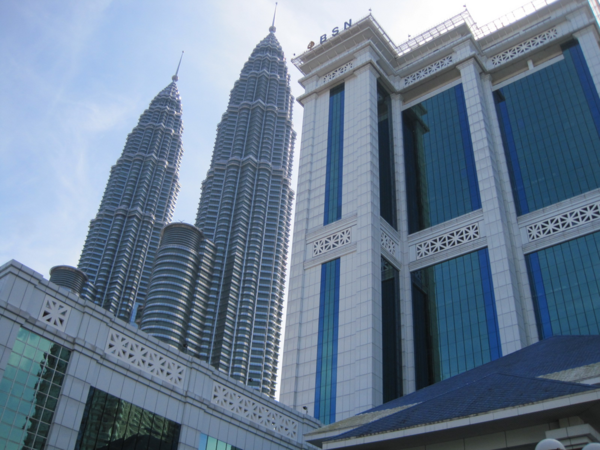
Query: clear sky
0,0,541,395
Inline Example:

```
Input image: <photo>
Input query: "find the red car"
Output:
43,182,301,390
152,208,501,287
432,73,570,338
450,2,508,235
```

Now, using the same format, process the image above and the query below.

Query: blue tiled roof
328,336,600,441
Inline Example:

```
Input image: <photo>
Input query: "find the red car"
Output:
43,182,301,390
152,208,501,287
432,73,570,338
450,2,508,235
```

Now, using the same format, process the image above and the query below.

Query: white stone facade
0,261,319,450
281,0,600,423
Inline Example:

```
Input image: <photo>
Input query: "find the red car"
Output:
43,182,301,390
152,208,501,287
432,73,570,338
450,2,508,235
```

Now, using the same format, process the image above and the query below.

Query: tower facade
140,28,295,398
78,79,183,322
194,28,295,396
280,0,600,424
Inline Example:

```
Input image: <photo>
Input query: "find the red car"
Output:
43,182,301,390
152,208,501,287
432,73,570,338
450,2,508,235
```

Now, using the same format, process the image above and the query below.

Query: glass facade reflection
412,249,501,389
324,84,345,225
381,259,402,402
199,432,243,450
0,328,71,450
526,231,600,340
378,84,397,228
403,84,481,233
314,258,340,425
75,387,180,450
495,40,600,216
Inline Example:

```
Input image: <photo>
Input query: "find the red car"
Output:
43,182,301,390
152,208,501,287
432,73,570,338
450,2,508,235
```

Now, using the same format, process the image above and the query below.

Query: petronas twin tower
76,27,294,396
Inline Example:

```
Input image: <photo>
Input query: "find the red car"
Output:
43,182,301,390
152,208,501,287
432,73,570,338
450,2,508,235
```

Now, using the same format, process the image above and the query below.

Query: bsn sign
320,20,352,44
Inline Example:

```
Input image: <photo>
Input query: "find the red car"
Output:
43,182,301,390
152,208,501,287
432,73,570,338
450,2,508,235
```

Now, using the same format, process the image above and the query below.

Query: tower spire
172,51,184,82
269,2,277,33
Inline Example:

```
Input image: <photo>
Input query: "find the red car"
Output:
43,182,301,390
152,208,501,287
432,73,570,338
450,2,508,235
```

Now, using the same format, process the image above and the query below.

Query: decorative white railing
404,55,453,86
381,231,398,255
527,202,600,241
416,223,480,258
313,228,352,257
323,61,354,83
212,383,298,439
38,297,71,332
491,28,558,66
105,330,186,387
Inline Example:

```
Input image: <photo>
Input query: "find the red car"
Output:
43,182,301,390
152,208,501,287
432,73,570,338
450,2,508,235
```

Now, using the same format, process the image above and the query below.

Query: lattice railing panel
491,28,558,66
527,202,600,241
323,61,354,83
381,231,398,254
105,330,185,387
404,55,453,86
38,297,71,332
313,228,351,257
416,223,480,258
212,383,298,439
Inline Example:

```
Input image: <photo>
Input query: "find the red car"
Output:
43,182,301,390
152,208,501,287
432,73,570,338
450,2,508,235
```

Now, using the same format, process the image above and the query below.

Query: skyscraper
280,0,600,424
78,76,184,322
141,25,295,397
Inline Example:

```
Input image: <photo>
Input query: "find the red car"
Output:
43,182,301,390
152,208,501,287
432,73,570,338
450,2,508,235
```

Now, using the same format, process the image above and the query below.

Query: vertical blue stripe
569,42,600,139
478,249,502,361
199,433,208,450
314,259,340,424
324,85,345,225
455,84,481,211
526,252,553,339
495,94,529,214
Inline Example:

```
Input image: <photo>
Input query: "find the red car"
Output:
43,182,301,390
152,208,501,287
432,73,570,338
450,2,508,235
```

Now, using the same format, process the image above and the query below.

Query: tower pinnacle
269,2,277,33
172,51,184,81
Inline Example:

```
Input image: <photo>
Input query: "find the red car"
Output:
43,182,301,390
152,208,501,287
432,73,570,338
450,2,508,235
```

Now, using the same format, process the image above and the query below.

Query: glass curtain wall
324,84,345,226
314,258,340,425
526,231,600,339
403,84,481,233
75,387,180,450
495,40,600,215
381,259,402,402
0,328,71,450
378,84,397,228
412,249,501,389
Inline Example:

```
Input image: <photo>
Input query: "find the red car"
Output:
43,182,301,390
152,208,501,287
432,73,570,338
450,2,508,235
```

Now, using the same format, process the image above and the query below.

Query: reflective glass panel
526,231,600,339
403,84,481,233
314,258,340,425
495,41,600,215
324,84,345,225
412,249,501,389
75,387,180,450
0,328,71,450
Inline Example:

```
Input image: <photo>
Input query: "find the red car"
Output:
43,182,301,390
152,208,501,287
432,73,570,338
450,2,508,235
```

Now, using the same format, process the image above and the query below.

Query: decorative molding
527,202,600,241
323,61,354,83
212,383,298,439
313,228,351,257
404,55,453,86
491,28,558,67
381,231,398,255
416,223,480,259
38,297,71,332
105,330,185,387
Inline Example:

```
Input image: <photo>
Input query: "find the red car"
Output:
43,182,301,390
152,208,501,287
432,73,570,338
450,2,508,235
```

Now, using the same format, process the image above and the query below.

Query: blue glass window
199,432,243,450
0,328,71,450
75,387,180,450
403,84,481,233
378,84,397,228
324,84,345,225
495,41,600,215
314,259,340,425
526,231,600,339
381,259,402,402
412,249,501,389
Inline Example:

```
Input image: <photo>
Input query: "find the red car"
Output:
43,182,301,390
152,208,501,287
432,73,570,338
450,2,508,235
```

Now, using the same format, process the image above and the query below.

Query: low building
305,335,600,449
0,260,319,450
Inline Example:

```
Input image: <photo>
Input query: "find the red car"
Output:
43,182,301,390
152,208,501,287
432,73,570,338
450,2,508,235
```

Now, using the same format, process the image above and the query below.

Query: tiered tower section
194,29,295,397
78,80,183,322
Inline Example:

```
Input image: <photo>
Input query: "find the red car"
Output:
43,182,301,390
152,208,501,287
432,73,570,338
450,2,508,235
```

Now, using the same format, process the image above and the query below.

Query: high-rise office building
78,77,184,322
280,0,600,424
141,26,295,398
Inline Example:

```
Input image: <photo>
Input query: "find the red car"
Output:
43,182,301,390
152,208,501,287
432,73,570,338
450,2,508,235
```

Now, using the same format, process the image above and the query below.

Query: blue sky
0,0,535,277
